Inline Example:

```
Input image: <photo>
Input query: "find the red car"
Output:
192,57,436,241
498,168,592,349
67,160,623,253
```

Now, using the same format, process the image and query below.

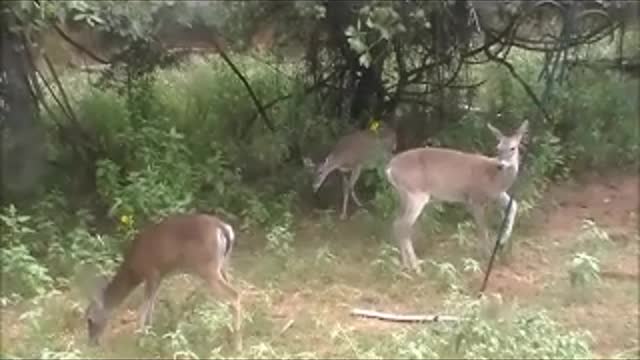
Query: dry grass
1,175,637,359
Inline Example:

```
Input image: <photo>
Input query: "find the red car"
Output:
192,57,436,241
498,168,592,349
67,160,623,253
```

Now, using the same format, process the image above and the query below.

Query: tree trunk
0,5,47,205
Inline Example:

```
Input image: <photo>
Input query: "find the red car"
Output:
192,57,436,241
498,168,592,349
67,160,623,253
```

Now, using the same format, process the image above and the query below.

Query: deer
304,124,397,220
84,213,243,351
385,120,529,271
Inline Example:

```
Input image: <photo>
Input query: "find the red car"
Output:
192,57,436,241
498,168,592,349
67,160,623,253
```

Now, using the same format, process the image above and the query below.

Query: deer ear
487,123,504,139
516,119,529,137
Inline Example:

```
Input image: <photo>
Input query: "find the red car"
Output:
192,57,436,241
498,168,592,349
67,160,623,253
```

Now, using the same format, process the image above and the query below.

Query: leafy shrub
0,205,53,299
567,252,601,290
265,211,295,258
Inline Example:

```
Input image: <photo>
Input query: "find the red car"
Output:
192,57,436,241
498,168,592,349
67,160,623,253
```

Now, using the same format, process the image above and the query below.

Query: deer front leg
497,192,518,246
393,192,429,272
139,275,161,330
468,202,491,259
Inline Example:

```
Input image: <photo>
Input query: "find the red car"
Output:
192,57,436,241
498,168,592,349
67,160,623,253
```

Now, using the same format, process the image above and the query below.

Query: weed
370,242,403,276
429,260,462,291
567,251,602,304
453,221,476,249
577,219,613,253
265,212,295,259
462,257,482,275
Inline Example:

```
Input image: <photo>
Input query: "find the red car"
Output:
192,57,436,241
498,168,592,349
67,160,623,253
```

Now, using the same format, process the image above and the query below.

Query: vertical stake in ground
479,196,514,294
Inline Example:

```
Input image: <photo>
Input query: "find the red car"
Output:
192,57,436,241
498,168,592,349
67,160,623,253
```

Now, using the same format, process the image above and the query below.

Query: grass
1,177,638,359
1,219,637,359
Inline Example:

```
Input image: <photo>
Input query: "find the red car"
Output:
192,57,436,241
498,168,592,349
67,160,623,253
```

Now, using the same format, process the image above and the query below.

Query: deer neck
101,266,141,312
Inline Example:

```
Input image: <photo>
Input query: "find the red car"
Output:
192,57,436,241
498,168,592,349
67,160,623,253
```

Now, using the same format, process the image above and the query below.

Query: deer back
124,213,234,278
328,128,396,168
387,146,516,202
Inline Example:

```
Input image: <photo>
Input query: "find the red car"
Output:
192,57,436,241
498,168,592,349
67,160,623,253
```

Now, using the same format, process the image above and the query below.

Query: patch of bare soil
485,173,639,357
533,173,638,236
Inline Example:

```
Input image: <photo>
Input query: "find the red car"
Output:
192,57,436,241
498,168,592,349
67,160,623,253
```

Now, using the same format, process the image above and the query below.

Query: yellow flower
120,215,133,226
369,119,380,132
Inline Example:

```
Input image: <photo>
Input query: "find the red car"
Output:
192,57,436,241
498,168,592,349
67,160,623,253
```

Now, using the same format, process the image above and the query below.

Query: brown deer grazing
304,125,397,220
385,120,529,271
84,213,243,351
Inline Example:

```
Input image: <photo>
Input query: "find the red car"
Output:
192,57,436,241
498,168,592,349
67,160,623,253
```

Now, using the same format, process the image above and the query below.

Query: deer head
84,275,109,346
487,119,528,165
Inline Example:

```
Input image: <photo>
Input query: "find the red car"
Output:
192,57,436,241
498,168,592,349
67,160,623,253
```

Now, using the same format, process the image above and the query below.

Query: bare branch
240,69,340,138
351,308,461,323
210,33,275,133
53,24,111,65
484,47,553,124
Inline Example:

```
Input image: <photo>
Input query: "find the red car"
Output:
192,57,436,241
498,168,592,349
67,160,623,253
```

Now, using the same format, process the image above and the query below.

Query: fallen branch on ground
279,319,295,336
350,308,461,323
601,270,638,281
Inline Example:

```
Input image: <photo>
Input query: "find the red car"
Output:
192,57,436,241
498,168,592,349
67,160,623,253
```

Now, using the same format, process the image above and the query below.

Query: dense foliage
1,0,638,358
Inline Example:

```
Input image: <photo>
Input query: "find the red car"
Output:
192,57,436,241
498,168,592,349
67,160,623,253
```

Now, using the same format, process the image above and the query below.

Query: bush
0,205,53,299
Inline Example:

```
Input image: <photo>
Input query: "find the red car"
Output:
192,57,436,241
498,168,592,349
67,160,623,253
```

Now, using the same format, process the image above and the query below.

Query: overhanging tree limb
53,24,111,65
210,33,275,133
240,69,340,138
484,47,553,124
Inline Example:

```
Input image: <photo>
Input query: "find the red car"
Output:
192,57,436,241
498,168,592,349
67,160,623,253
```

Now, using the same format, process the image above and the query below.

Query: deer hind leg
497,192,518,246
201,265,243,352
138,274,161,330
340,172,350,220
393,191,430,271
348,165,364,208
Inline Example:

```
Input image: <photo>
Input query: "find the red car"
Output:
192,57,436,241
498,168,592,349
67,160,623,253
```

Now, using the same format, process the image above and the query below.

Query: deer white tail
218,223,235,257
385,164,397,190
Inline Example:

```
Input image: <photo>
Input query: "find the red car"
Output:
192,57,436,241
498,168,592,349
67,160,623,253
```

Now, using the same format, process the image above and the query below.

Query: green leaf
347,37,368,55
89,14,105,25
313,4,326,19
366,17,375,29
73,13,87,21
379,26,391,40
358,53,371,68
344,25,356,37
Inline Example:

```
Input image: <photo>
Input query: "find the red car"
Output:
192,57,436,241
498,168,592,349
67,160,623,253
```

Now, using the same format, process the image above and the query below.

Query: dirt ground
260,172,639,358
1,173,637,359
486,173,638,356
127,172,640,357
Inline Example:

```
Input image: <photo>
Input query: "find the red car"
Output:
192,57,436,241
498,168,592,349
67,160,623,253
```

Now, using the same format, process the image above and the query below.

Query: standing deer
84,213,243,351
385,120,529,271
305,125,397,220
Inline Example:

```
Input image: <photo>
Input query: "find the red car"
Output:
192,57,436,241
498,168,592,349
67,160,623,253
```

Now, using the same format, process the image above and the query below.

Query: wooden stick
350,308,461,323
279,319,295,336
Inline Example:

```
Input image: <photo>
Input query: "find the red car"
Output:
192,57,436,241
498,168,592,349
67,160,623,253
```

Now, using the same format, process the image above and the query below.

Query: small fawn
84,213,243,351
